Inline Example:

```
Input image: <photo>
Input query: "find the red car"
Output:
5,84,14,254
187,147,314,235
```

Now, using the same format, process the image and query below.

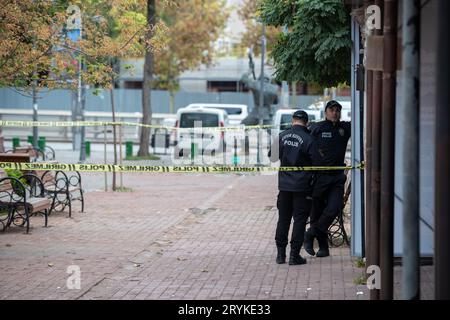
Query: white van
338,101,351,121
272,108,320,134
174,107,228,157
185,103,248,126
305,100,351,121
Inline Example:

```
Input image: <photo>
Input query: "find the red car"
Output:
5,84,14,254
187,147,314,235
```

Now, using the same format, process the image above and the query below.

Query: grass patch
355,257,365,268
115,186,133,192
125,154,160,161
353,274,367,285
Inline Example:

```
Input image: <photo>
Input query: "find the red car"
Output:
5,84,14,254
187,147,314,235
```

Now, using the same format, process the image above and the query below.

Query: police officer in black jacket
304,100,351,258
269,110,314,265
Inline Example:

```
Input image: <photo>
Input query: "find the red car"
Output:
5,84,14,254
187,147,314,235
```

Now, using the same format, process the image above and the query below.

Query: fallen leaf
177,257,187,261
48,263,54,267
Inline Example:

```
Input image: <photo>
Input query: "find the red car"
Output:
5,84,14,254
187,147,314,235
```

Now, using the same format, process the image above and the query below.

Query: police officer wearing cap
269,110,314,265
304,100,351,258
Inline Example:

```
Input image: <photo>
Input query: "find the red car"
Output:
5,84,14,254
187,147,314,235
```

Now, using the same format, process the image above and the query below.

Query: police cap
292,110,309,122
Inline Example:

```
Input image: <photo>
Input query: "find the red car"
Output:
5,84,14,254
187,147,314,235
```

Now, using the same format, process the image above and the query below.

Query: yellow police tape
0,120,274,132
0,162,364,173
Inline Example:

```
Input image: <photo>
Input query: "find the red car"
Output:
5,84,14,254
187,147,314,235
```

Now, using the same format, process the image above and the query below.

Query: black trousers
309,173,346,234
275,191,311,248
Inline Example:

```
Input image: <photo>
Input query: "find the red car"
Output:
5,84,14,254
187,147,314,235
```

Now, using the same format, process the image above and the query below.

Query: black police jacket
269,125,314,193
309,119,351,172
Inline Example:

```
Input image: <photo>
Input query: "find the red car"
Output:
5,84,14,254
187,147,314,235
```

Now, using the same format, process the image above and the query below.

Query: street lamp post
66,5,86,161
281,25,289,108
32,80,38,148
79,61,86,162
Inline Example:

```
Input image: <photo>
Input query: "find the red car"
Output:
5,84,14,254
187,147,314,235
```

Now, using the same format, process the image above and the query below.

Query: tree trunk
0,127,4,153
138,0,156,156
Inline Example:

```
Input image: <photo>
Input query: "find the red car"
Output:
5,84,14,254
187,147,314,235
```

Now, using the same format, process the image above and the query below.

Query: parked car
185,103,248,126
272,108,321,135
305,100,351,122
174,107,228,157
337,101,352,121
161,117,177,146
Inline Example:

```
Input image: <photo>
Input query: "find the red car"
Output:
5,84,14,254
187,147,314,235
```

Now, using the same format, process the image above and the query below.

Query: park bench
0,170,51,233
327,168,351,247
304,168,351,248
0,152,32,165
37,169,84,218
1,147,83,217
5,144,55,162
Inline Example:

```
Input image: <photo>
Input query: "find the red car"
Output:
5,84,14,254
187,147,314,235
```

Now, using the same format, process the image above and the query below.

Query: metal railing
0,108,176,143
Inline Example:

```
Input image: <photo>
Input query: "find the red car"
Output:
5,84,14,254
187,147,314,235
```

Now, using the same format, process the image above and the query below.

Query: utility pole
257,22,266,166
79,61,86,162
77,15,86,162
32,79,38,148
281,25,289,109
31,25,38,148
66,5,85,160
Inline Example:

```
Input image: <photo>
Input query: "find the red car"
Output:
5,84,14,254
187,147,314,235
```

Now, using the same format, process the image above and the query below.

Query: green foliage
353,274,367,285
4,169,27,186
115,186,133,192
260,0,352,87
4,169,28,197
355,257,365,268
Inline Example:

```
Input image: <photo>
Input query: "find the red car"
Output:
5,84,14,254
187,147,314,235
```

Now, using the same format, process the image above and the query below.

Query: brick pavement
0,170,433,300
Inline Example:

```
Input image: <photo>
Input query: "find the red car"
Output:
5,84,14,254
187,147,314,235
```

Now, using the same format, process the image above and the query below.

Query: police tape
0,162,364,173
0,120,274,132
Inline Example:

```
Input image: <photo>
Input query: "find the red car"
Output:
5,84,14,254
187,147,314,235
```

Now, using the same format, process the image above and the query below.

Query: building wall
0,88,253,114
1,87,348,116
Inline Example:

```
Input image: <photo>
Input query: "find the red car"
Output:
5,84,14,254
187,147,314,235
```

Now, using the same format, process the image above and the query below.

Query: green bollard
125,141,133,158
191,142,197,164
38,136,46,150
85,141,91,158
12,137,20,149
232,137,239,166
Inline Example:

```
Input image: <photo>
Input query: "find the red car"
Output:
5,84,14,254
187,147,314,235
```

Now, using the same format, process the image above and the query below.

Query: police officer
269,110,314,265
304,100,351,258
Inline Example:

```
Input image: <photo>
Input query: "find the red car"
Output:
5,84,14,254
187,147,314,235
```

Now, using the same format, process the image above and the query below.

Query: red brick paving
0,172,433,300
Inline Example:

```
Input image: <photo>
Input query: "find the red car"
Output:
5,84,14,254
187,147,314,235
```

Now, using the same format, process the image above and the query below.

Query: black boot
289,246,307,265
303,228,316,256
276,246,286,264
316,231,330,258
